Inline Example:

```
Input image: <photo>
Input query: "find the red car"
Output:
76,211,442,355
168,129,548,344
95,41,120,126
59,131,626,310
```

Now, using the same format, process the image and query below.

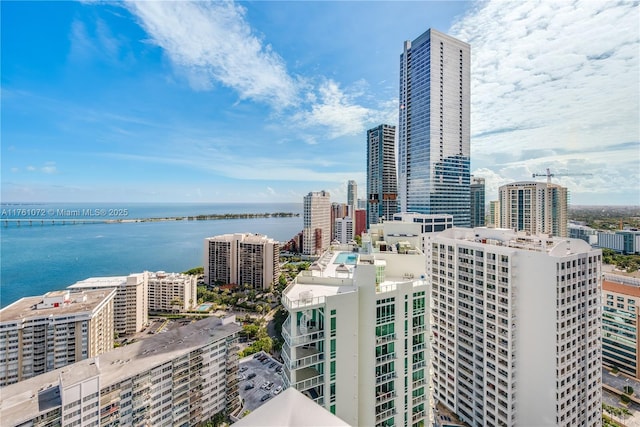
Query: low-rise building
0,289,116,386
0,316,241,427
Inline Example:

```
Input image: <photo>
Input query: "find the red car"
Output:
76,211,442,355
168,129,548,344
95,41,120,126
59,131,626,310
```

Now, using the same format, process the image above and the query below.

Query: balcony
292,367,324,391
412,342,426,353
376,352,396,365
376,372,397,385
288,348,324,370
376,332,397,345
282,326,325,348
412,377,426,388
281,293,326,310
412,394,426,406
375,407,397,423
412,410,425,422
413,324,427,334
412,360,426,371
376,390,397,404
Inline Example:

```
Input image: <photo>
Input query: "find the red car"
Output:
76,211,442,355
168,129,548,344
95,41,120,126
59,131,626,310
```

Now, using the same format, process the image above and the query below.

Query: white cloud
125,1,298,108
450,1,640,203
26,165,36,172
125,1,394,142
292,80,374,138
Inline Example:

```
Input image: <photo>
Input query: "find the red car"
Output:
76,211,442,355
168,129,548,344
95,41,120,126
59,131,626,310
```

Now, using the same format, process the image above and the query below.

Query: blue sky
2,1,639,205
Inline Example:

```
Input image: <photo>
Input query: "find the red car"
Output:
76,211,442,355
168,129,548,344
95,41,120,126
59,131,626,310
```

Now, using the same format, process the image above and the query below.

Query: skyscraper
303,190,331,255
347,180,357,211
398,29,470,227
498,181,568,237
431,228,602,426
367,124,397,228
281,240,430,426
470,176,485,227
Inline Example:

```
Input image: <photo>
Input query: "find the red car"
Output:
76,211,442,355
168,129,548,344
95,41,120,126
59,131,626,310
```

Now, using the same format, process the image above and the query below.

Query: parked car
261,394,271,402
244,382,254,390
247,373,256,379
273,386,283,395
253,353,262,359
275,366,282,373
240,366,248,372
266,383,274,391
269,362,276,368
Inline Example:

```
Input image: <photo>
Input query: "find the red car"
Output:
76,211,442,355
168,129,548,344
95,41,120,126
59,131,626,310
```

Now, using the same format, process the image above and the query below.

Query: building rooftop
68,276,129,289
437,227,595,256
232,388,351,427
0,316,241,425
282,244,427,310
205,233,279,244
0,289,117,322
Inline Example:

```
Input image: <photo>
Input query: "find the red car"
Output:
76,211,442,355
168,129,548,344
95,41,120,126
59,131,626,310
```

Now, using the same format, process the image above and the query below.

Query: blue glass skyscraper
398,29,471,227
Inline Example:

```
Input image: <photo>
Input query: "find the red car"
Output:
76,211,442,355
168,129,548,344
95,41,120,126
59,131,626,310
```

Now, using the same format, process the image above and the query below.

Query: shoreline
2,212,300,226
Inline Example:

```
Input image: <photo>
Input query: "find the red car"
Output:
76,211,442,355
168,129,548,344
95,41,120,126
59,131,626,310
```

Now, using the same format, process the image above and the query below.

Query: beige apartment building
204,233,280,290
68,273,148,335
303,190,332,255
498,181,568,237
0,289,116,386
148,271,197,312
1,316,241,427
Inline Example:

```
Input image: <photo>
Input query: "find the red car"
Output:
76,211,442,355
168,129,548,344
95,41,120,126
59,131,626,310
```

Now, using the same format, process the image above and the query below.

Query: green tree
183,266,204,275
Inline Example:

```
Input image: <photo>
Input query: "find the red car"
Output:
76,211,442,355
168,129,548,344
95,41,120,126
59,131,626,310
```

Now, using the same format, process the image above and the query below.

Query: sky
2,1,639,205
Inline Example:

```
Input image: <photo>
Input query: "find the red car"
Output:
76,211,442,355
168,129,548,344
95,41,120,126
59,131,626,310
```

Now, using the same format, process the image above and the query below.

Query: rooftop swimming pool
334,252,358,265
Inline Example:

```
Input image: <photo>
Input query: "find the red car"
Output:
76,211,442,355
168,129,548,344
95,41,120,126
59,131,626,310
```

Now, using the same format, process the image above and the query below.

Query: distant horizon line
1,201,638,208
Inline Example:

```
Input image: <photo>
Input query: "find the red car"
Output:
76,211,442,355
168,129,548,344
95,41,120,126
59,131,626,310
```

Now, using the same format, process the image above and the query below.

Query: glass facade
398,29,470,227
367,124,398,228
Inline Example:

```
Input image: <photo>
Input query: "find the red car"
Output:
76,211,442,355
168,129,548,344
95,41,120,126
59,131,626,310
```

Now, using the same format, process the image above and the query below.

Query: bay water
1,203,303,308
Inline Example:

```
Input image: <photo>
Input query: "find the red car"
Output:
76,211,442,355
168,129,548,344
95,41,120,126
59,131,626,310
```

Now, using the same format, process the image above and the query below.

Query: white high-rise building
148,271,198,312
347,180,357,211
431,228,602,426
0,289,116,386
0,316,241,427
398,29,471,227
498,181,568,237
204,233,280,290
68,273,149,335
303,190,331,255
281,239,430,426
334,217,354,244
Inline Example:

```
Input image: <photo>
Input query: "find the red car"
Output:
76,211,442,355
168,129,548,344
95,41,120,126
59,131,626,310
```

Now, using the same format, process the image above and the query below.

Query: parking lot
238,351,286,413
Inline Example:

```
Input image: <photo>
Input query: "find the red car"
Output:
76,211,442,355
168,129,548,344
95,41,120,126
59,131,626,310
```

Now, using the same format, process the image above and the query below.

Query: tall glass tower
398,29,471,227
367,124,397,228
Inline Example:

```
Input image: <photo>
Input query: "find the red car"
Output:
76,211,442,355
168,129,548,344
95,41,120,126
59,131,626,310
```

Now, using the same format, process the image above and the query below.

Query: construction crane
532,168,593,185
